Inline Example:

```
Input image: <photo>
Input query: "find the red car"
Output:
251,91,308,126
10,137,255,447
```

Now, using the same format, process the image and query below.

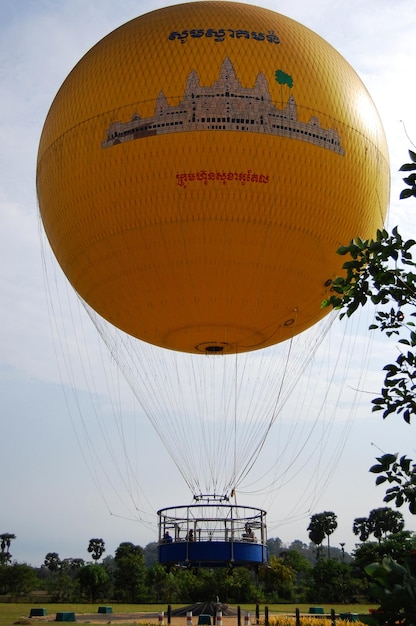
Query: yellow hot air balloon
37,1,389,354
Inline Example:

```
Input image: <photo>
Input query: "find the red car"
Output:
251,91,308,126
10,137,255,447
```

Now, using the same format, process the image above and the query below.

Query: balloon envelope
37,1,390,354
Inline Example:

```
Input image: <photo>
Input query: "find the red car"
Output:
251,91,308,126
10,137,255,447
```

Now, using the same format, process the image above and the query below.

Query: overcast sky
1,0,416,568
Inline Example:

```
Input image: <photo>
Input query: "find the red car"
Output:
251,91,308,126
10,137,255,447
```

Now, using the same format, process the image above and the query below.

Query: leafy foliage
0,563,39,597
365,557,416,626
322,151,416,625
324,228,416,422
77,563,110,601
399,149,416,199
323,227,416,424
309,558,359,603
353,531,416,575
323,227,416,508
258,555,296,601
113,542,147,602
370,453,416,513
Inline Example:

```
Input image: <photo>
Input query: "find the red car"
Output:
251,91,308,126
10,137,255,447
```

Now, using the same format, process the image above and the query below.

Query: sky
1,0,416,568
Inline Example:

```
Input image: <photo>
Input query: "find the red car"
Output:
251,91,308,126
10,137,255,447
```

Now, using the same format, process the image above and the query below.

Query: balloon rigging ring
283,318,295,327
195,341,229,353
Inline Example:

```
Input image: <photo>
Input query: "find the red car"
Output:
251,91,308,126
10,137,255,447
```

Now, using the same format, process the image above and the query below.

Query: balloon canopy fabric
37,1,390,354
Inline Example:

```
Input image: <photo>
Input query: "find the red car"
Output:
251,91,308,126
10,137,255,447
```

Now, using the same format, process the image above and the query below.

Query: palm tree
308,515,325,561
353,516,371,542
0,533,16,565
87,538,106,562
368,507,405,542
44,552,61,575
308,511,337,559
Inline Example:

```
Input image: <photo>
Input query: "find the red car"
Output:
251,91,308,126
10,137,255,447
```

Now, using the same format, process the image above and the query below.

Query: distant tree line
1,507,415,604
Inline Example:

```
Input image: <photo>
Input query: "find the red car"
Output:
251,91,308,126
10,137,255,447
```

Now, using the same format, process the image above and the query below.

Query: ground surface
19,616,246,626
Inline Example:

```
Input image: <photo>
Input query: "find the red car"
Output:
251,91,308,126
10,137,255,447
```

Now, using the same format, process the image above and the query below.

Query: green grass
0,603,379,626
0,604,188,626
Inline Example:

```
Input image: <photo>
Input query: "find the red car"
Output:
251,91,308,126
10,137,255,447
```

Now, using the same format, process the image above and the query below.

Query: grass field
0,603,378,626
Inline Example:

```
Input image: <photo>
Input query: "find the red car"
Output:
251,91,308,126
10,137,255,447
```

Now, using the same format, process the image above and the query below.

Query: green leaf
370,464,386,474
403,173,416,185
400,188,416,199
337,245,351,255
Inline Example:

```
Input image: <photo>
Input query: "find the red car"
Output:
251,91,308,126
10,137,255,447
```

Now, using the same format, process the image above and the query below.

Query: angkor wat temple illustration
102,57,344,155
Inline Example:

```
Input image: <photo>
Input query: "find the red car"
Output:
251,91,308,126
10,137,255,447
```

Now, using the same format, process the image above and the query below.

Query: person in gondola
163,531,173,543
186,529,194,542
242,523,255,541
